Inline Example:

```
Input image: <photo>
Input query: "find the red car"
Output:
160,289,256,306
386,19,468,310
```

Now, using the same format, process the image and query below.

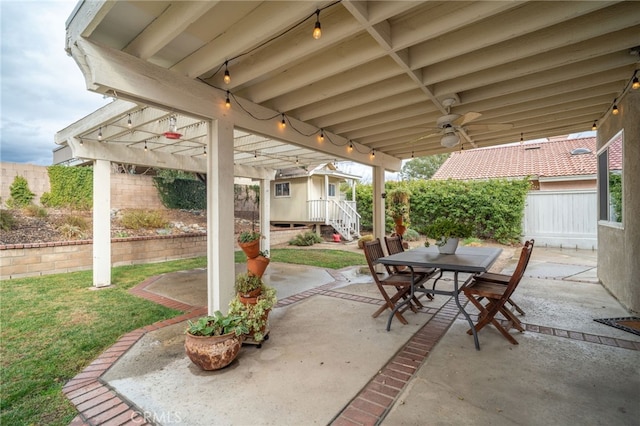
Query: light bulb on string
80,138,83,146
127,114,132,129
318,129,324,142
144,141,148,152
520,132,524,144
371,149,375,159
280,114,286,129
225,91,231,109
632,74,640,90
223,61,231,84
296,156,299,165
98,127,102,141
612,100,619,115
411,151,414,158
313,10,322,39
592,121,598,131
348,141,353,152
203,147,207,156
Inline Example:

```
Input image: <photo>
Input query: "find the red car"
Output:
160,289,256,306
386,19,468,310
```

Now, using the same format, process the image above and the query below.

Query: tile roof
432,137,597,181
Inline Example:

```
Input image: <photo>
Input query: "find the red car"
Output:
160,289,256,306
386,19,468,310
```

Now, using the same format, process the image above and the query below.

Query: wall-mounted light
313,10,322,39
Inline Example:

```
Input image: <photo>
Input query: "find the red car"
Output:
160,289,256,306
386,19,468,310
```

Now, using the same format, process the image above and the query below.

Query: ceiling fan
411,97,512,148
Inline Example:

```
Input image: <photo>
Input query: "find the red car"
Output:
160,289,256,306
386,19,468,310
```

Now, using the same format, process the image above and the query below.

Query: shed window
275,182,290,197
328,183,336,197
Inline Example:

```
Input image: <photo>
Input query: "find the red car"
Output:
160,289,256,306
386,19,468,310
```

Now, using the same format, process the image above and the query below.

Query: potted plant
238,230,261,258
228,284,277,345
184,311,249,370
386,186,411,236
424,217,474,254
247,250,270,277
235,272,264,303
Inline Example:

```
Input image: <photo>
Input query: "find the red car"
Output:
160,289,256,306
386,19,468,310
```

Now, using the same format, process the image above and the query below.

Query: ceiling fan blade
453,111,482,126
465,123,513,132
408,131,442,144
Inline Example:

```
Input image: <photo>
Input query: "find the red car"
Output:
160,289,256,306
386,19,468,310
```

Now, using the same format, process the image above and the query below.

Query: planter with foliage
184,311,248,370
235,272,264,303
238,230,262,259
228,284,277,344
424,217,474,254
386,186,411,236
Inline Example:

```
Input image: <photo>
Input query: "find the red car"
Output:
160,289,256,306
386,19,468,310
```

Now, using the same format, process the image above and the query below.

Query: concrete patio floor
64,246,640,426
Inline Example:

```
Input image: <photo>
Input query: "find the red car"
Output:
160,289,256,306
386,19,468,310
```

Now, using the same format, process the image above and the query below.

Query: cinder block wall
1,234,207,280
1,162,164,210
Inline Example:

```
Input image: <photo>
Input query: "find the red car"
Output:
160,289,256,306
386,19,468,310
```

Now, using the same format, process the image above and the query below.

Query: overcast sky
1,0,111,166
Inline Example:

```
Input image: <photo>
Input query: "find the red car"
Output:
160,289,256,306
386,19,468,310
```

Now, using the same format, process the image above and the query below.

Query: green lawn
1,249,365,425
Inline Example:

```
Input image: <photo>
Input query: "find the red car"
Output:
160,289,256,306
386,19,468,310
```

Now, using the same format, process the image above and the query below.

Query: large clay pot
238,239,260,259
184,332,242,371
247,255,270,277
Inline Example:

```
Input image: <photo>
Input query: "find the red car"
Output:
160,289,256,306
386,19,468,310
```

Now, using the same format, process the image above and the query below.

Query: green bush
288,231,323,246
120,210,169,230
57,224,87,240
0,209,16,231
402,228,420,241
60,215,89,231
42,165,92,209
154,176,206,210
7,176,35,208
357,234,374,249
354,178,530,244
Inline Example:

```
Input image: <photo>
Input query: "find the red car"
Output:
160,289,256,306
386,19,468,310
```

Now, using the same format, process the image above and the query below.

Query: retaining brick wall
0,227,309,280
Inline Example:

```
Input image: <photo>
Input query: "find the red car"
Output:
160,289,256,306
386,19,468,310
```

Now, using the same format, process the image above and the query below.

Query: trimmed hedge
355,178,530,244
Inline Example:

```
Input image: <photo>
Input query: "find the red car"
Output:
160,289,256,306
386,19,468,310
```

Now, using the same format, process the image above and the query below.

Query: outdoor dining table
375,245,502,350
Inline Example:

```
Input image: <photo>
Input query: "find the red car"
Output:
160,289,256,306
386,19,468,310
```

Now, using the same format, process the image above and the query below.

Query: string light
254,150,258,158
612,100,619,115
632,74,639,90
225,91,231,109
98,127,102,141
223,61,231,84
203,147,207,156
280,113,286,129
348,141,353,152
318,129,324,142
144,141,148,152
312,10,322,39
411,151,414,158
371,149,375,158
127,114,132,129
79,138,83,146
520,132,524,144
296,156,299,164
592,120,597,130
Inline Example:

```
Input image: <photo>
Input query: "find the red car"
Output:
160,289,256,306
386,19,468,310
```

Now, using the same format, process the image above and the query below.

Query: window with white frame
328,183,336,197
597,130,623,224
275,182,290,197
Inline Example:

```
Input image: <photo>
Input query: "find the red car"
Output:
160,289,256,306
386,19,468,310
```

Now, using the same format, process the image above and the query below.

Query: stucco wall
597,89,640,313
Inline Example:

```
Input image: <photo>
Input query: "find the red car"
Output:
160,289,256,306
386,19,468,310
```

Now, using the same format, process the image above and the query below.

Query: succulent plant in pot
238,231,262,259
235,272,264,300
184,311,249,371
424,217,474,254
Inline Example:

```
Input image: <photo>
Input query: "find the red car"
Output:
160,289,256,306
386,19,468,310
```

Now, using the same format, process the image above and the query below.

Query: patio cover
55,1,640,313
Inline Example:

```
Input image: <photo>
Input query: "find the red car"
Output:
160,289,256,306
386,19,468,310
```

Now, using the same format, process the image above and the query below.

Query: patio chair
462,243,532,345
384,235,440,300
475,239,535,315
363,238,424,325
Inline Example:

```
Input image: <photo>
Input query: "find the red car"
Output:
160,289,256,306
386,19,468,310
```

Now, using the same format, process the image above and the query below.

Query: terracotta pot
394,223,407,236
239,288,261,305
393,216,404,226
184,332,242,371
247,255,270,277
238,239,260,259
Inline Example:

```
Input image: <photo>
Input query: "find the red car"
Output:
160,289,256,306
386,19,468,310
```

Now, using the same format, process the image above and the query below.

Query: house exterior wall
270,177,308,222
597,89,640,313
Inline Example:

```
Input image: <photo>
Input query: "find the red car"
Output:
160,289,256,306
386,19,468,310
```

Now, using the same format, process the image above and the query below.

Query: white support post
324,174,330,224
372,166,386,241
260,178,271,253
206,119,235,314
93,159,111,287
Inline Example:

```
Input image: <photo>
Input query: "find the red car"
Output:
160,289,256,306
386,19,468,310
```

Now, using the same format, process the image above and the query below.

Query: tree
400,154,449,180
